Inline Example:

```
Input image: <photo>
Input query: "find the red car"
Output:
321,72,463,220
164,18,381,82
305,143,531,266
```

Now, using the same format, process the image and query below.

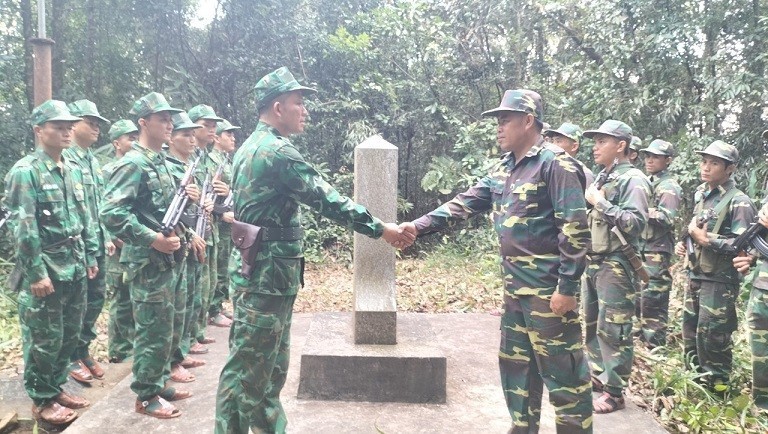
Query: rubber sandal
69,360,94,383
199,337,216,344
180,356,206,368
593,392,625,414
189,342,209,355
170,364,196,383
159,387,193,401
208,313,233,328
32,402,78,425
81,356,105,379
135,396,181,419
54,392,90,409
591,375,604,393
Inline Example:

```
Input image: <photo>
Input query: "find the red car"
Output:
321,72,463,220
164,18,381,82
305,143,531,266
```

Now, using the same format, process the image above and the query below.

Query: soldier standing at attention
63,99,112,384
629,136,642,168
209,119,240,321
636,139,682,348
674,141,755,394
582,120,650,414
214,67,413,434
104,120,139,363
101,92,200,418
543,122,595,185
402,90,593,433
5,100,99,425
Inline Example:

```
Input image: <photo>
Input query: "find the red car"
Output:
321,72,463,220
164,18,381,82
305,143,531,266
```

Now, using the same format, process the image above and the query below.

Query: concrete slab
297,312,446,403
61,313,668,433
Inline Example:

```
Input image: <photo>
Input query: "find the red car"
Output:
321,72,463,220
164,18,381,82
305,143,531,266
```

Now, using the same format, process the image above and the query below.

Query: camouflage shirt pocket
37,189,64,223
271,255,304,291
509,182,540,216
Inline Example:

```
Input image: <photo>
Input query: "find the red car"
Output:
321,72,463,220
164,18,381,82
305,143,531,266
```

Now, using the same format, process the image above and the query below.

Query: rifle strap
710,186,739,235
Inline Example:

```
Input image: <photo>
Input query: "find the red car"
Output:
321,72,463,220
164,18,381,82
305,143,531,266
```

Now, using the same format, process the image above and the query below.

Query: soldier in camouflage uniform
5,100,99,425
404,90,593,433
62,100,112,383
101,92,201,418
104,120,139,363
209,119,240,322
628,136,642,168
636,139,682,348
674,141,755,393
543,122,595,185
214,67,411,434
582,120,651,413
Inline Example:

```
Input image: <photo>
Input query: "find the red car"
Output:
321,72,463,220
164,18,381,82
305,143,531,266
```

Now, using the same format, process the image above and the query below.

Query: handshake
381,222,419,250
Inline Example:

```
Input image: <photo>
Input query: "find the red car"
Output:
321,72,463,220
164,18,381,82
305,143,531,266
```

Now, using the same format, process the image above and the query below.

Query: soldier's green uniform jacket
63,145,109,252
413,138,590,296
642,169,682,254
687,180,755,282
230,122,384,295
196,147,221,245
5,149,99,281
100,142,178,269
749,195,768,409
588,162,651,259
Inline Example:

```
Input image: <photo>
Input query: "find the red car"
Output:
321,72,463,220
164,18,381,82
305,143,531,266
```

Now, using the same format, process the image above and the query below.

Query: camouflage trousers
186,259,203,347
748,286,768,409
210,223,232,317
682,279,738,386
196,244,218,340
170,258,190,366
18,277,86,406
215,292,295,434
107,258,134,361
72,254,106,360
500,293,592,434
583,258,635,396
128,259,185,400
635,252,672,348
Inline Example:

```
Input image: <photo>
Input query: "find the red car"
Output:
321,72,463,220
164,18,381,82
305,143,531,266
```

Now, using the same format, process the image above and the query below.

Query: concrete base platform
298,312,446,403
53,313,668,433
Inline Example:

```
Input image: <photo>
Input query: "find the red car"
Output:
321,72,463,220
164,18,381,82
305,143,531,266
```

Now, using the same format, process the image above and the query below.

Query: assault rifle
196,174,212,238
592,158,619,190
724,218,768,258
161,154,201,237
684,209,717,265
0,206,10,230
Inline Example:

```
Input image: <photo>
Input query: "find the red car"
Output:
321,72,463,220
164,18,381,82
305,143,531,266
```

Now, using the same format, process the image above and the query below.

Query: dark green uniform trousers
748,286,768,409
197,244,218,340
210,222,232,317
72,254,106,360
215,292,295,434
19,277,86,406
107,262,134,361
636,252,672,347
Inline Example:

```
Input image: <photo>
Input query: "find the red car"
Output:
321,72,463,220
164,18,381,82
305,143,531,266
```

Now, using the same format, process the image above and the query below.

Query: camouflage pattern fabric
682,180,754,388
100,142,186,400
5,148,96,406
210,147,233,317
412,138,592,431
583,161,650,396
637,169,682,347
215,121,384,433
500,293,593,433
747,285,768,410
196,147,219,328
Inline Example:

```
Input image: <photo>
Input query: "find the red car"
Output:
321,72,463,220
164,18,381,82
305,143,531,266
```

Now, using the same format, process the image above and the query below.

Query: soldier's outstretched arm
410,175,495,236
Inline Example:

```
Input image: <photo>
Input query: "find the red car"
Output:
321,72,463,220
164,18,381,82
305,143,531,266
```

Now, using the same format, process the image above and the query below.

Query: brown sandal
82,356,105,379
135,396,181,419
591,375,604,393
180,356,206,368
170,364,196,383
55,391,90,409
159,386,193,401
32,402,79,425
593,392,625,414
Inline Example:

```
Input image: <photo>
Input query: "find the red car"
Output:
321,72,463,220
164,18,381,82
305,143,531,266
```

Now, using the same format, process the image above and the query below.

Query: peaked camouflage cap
108,119,139,141
172,112,203,132
629,135,642,151
696,140,739,163
255,67,317,110
543,122,582,143
68,99,110,124
129,92,182,118
481,89,544,121
583,119,633,142
188,104,223,123
641,139,675,156
216,119,241,135
31,99,82,126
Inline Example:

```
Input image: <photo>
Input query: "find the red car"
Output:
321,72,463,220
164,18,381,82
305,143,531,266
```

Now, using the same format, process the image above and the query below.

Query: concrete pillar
30,38,54,106
352,135,398,345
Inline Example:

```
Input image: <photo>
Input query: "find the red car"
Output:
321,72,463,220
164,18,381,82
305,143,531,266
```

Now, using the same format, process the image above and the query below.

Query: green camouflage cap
216,119,241,135
696,140,739,163
68,99,110,124
31,99,82,126
583,119,633,142
129,92,183,118
254,66,317,110
108,119,138,141
481,89,544,121
629,136,642,151
188,104,224,123
641,139,675,156
171,112,203,132
543,122,582,143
